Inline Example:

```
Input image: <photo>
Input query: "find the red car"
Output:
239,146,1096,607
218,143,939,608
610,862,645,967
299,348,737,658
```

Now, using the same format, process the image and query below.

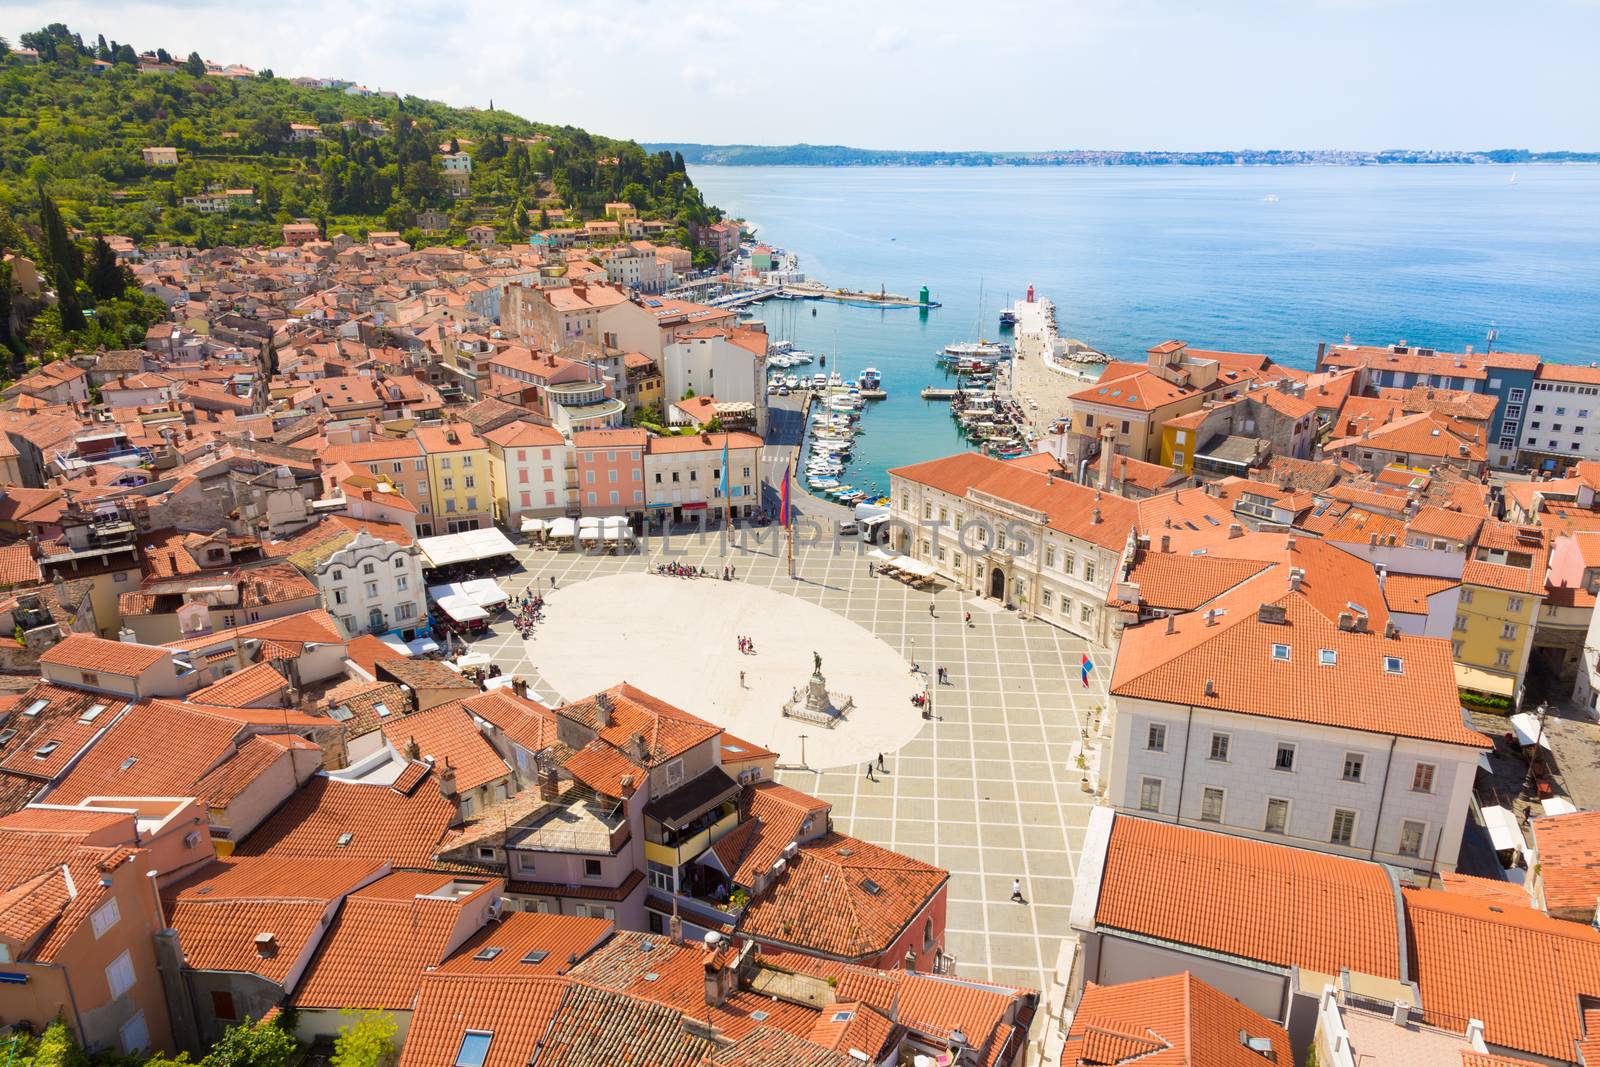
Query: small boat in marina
811,373,828,390
942,340,1011,360
858,367,882,389
786,374,800,388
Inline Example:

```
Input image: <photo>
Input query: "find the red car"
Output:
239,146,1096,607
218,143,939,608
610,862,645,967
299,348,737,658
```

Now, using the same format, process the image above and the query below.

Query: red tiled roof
1094,816,1403,979
1060,972,1290,1067
737,832,946,962
293,871,497,1009
398,973,568,1067
889,451,1138,552
233,774,458,867
439,912,610,976
1382,573,1458,615
163,856,387,982
1532,811,1600,920
39,633,169,675
187,661,289,707
381,704,510,794
1405,887,1600,1061
0,544,43,586
46,700,246,804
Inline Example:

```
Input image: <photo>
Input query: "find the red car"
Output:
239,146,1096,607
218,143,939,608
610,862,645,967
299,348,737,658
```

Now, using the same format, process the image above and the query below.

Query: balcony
644,806,740,868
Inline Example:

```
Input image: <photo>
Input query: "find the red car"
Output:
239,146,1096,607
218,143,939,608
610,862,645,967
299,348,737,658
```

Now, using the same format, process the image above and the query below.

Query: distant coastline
650,143,1600,167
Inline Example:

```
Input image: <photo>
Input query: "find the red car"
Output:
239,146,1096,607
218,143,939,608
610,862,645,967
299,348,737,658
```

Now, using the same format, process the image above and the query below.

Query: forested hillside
0,22,722,366
0,23,718,250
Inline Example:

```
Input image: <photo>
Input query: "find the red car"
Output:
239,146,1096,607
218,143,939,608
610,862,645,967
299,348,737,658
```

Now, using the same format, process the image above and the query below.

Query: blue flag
1081,653,1093,687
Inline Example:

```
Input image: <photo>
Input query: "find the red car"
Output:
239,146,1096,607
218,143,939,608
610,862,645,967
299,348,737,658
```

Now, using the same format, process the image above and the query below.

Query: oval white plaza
525,573,926,770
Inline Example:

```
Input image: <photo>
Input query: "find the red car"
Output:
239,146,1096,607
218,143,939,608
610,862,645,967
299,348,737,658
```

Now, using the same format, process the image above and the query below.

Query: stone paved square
471,532,1109,995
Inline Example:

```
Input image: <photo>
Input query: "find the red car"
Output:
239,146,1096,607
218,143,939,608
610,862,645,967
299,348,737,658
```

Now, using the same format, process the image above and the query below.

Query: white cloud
868,25,909,53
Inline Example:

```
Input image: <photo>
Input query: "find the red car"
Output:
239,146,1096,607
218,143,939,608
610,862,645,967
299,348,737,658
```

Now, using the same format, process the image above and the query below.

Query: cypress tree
87,237,126,300
54,264,86,332
38,186,82,283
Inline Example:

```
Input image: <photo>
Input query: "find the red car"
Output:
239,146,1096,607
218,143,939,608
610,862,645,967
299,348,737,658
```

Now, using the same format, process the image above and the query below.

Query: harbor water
694,164,1600,492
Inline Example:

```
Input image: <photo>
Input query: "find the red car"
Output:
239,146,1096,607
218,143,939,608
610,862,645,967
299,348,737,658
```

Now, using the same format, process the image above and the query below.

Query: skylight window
832,1011,853,1023
750,1011,770,1023
1383,656,1404,675
335,832,355,848
454,1031,492,1067
1270,644,1290,662
79,704,108,724
34,740,60,759
0,729,14,746
520,950,549,965
1318,649,1338,667
328,706,354,722
860,878,883,896
120,756,138,772
472,947,502,961
23,699,47,717
375,702,392,719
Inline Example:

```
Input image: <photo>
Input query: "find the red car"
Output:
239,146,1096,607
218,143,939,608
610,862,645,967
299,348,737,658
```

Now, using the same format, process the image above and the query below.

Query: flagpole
781,461,794,579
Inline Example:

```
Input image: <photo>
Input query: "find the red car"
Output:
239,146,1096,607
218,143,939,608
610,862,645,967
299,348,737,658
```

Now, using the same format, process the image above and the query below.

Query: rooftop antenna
1485,324,1498,354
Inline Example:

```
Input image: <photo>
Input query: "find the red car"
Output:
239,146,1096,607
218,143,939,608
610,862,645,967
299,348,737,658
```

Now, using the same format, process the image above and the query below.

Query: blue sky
5,0,1597,151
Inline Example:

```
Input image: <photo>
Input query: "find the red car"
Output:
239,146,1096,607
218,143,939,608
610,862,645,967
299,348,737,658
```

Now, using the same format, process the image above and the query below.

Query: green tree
202,1018,299,1067
52,266,86,332
329,1010,398,1067
25,1020,89,1067
0,36,10,59
184,52,206,77
38,187,82,284
87,236,128,300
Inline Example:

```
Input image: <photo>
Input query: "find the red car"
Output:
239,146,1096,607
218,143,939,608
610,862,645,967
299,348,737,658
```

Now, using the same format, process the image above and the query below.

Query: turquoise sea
690,164,1600,494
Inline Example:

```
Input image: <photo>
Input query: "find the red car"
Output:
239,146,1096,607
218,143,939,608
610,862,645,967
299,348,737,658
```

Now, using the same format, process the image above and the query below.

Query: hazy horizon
4,0,1597,154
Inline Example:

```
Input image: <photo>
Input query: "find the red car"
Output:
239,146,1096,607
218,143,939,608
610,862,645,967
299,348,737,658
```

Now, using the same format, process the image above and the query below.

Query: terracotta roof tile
45,700,247,804
381,704,510,794
439,912,611,976
1061,972,1291,1067
39,633,169,675
163,856,387,983
293,871,497,1009
1111,573,1485,748
1094,816,1403,979
737,832,946,962
398,973,569,1067
533,982,714,1067
188,661,290,707
233,773,458,867
1405,887,1600,1061
1532,811,1600,920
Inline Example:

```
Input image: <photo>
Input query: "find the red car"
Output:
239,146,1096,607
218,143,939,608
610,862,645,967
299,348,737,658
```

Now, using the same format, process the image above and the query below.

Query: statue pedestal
804,671,830,715
784,668,855,728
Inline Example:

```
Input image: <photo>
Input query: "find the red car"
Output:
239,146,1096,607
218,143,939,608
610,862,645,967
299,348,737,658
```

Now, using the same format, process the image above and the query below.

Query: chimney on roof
404,736,420,761
437,756,458,800
669,911,684,946
1258,603,1287,624
1465,1019,1486,1050
254,932,278,958
1286,534,1297,551
1160,534,1171,553
1338,611,1355,631
631,732,649,763
1204,609,1218,627
1384,621,1400,639
1165,614,1176,635
511,677,528,699
539,765,560,801
1228,523,1244,539
1391,1000,1409,1027
1204,679,1217,697
1046,469,1054,486
594,692,612,729
1092,507,1102,525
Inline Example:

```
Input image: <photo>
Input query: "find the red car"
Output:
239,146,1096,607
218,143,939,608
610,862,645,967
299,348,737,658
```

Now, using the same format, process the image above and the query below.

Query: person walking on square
868,561,875,577
739,670,746,687
1011,878,1025,904
877,752,885,771
965,611,972,627
929,603,936,618
865,762,875,782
